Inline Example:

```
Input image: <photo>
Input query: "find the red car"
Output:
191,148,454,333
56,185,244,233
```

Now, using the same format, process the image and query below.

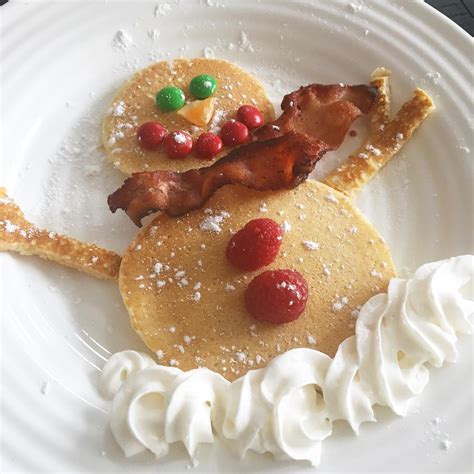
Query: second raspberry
226,218,283,271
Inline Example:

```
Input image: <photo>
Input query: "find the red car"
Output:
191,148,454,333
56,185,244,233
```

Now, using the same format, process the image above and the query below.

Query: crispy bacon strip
255,83,377,146
109,83,377,226
108,132,329,226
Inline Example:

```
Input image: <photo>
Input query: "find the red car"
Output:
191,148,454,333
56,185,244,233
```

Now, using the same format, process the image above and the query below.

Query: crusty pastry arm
324,69,435,194
0,188,121,280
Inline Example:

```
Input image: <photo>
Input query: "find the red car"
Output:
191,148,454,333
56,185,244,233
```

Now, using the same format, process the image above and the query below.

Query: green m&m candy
155,86,185,112
189,74,217,99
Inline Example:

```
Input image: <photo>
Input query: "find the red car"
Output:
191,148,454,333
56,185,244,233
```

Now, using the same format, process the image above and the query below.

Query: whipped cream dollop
99,256,473,465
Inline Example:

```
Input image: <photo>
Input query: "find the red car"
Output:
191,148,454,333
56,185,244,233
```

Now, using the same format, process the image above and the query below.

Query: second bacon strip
108,83,377,226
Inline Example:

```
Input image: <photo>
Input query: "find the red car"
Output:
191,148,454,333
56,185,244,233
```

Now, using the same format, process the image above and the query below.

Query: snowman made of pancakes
0,58,435,380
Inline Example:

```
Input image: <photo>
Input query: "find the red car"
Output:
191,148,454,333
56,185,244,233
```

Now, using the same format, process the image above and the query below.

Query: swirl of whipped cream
100,350,230,459
98,350,156,400
355,255,473,416
164,369,229,457
223,349,331,465
324,336,375,432
99,255,473,465
110,365,181,457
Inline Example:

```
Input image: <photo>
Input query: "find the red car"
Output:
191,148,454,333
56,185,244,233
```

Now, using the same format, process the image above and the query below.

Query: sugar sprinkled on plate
424,71,441,85
347,2,362,13
239,31,254,53
155,3,172,17
202,47,216,59
40,381,50,395
112,30,134,52
148,29,160,40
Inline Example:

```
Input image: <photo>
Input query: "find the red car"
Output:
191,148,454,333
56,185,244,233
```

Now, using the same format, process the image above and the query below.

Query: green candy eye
189,74,217,99
155,86,185,112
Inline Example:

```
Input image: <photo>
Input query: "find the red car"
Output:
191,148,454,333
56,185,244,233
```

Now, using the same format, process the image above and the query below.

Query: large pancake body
119,181,395,380
103,58,275,174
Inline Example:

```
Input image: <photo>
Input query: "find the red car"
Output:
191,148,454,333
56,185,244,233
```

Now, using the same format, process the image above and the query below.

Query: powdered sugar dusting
202,47,216,59
370,268,383,279
325,193,339,204
302,240,320,250
281,220,291,233
155,3,172,17
1,220,19,234
332,295,349,312
424,71,441,85
199,211,231,233
148,29,160,40
173,132,187,144
112,30,134,52
208,109,226,134
366,144,382,156
109,101,126,117
239,31,254,53
347,2,362,13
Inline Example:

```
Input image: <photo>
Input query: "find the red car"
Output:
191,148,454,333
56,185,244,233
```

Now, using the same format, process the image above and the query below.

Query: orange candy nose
177,97,216,127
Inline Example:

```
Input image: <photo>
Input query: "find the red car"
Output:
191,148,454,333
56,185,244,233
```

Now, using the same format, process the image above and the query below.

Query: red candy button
195,132,223,159
237,105,264,129
136,122,167,150
226,218,283,271
245,269,308,324
220,120,249,147
163,131,193,159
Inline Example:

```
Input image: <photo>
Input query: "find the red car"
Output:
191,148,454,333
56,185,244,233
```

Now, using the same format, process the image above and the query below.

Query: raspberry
245,269,308,324
226,218,283,271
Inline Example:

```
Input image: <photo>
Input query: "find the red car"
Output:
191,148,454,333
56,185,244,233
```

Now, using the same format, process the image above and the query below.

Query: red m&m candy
136,122,167,150
163,131,193,159
195,132,223,159
237,105,264,129
220,120,249,147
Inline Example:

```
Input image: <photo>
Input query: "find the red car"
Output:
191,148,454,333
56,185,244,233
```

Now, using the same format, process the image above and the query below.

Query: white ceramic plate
1,1,472,472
